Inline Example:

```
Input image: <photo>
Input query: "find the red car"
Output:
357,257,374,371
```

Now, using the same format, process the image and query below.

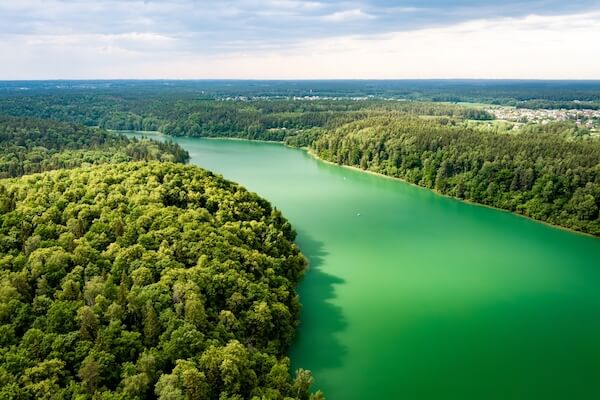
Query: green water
132,134,600,399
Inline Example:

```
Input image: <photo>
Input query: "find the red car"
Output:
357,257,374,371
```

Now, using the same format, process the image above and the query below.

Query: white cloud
207,10,600,79
0,11,599,79
322,9,375,22
267,0,324,10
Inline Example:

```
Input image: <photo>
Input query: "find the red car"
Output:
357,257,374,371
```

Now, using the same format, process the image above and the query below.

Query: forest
0,116,189,178
0,162,322,399
2,80,599,107
0,93,493,142
312,117,600,235
0,116,322,398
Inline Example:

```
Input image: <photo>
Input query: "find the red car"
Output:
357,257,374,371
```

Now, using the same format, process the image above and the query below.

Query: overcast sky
1,0,599,79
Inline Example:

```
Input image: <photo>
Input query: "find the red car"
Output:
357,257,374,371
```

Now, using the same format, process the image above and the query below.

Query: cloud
322,9,375,22
0,1,599,78
267,0,324,10
275,11,600,79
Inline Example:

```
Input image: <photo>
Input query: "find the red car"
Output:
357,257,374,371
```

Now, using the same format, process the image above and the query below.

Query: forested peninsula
0,117,322,399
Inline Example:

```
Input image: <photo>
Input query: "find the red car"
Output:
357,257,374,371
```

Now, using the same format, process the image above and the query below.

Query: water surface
131,134,600,399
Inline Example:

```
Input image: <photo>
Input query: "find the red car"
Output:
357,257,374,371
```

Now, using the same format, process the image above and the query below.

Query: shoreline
116,130,286,145
113,129,598,239
303,148,598,240
203,136,285,144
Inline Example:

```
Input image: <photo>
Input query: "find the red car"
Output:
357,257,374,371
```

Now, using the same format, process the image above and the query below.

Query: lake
129,134,600,399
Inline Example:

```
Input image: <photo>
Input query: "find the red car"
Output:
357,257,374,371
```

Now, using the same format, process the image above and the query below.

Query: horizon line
2,78,600,82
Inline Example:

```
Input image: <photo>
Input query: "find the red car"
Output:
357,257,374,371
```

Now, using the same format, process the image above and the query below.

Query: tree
569,190,599,221
182,367,209,400
143,303,160,347
79,356,101,394
155,374,185,400
21,359,66,400
77,306,99,341
184,296,207,329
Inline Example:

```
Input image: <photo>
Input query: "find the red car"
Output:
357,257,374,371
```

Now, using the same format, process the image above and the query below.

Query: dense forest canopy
1,80,599,107
0,93,494,141
0,83,599,235
312,117,600,235
0,116,189,178
0,162,321,399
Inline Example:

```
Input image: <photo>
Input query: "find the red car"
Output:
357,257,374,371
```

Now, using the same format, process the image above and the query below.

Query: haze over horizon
1,0,600,80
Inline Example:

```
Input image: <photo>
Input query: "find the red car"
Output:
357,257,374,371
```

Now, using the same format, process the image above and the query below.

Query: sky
1,0,599,79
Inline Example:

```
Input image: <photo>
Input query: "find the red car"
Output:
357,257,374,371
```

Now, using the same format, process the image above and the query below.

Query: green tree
143,303,160,347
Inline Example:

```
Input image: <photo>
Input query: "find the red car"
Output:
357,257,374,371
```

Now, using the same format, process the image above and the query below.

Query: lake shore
116,129,597,239
303,148,598,240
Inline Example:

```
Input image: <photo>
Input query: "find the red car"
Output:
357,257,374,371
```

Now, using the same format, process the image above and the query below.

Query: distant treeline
2,80,600,106
516,100,600,110
0,94,493,140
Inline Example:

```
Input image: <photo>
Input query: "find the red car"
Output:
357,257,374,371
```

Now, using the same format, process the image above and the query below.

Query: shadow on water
290,229,348,383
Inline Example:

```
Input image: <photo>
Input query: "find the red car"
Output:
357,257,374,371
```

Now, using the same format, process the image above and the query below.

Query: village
486,106,600,130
